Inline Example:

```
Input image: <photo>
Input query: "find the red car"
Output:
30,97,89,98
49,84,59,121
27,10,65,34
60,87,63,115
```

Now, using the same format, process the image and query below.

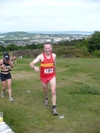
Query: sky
0,0,100,32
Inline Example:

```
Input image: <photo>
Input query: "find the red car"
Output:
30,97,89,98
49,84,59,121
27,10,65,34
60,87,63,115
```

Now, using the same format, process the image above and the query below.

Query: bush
12,49,42,58
93,50,100,57
53,46,91,58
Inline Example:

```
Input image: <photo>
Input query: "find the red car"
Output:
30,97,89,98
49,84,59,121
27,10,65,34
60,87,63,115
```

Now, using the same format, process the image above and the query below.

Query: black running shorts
0,72,12,81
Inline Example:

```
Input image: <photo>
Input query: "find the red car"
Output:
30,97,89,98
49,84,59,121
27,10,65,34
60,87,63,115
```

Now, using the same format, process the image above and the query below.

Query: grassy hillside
0,57,100,133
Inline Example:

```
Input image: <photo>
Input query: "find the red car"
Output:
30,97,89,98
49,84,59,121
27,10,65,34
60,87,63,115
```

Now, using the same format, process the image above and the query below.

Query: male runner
30,43,58,115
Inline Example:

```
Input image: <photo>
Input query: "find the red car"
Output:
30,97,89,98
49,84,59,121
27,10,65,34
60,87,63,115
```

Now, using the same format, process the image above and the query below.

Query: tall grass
0,57,100,133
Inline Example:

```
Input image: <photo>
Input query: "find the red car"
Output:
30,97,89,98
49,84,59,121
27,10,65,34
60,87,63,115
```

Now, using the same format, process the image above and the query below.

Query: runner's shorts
0,72,12,81
40,75,55,84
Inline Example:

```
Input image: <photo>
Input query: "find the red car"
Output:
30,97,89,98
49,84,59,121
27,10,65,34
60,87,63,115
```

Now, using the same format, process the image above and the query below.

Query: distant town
0,31,94,47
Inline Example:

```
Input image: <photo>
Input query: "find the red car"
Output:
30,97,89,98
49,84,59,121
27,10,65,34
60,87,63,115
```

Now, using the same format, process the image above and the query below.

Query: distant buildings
0,32,91,46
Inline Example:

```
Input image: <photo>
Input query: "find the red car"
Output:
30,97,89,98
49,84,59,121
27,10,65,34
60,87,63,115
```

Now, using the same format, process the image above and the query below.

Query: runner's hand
33,66,39,72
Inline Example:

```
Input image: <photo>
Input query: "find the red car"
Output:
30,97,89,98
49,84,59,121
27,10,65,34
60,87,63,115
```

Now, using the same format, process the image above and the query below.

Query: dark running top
0,59,11,73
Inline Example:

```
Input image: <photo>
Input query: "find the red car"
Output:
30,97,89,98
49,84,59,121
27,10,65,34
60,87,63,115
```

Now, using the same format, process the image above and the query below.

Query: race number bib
44,68,53,73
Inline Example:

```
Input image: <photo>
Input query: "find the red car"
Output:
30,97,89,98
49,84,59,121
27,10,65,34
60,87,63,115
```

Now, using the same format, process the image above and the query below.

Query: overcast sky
0,0,100,32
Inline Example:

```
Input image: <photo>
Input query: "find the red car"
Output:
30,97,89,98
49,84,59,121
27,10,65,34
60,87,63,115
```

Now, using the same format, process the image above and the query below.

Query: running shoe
44,99,48,106
9,97,14,102
1,91,4,98
52,108,58,115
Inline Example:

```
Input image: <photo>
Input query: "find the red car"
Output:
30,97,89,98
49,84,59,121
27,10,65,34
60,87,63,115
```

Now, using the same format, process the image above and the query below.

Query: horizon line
0,30,95,34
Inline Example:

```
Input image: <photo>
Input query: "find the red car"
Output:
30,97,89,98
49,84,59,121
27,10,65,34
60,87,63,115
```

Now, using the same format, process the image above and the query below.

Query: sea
29,31,94,35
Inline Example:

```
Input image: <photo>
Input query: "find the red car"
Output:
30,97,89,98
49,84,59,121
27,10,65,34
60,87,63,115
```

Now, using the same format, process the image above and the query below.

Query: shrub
93,50,100,57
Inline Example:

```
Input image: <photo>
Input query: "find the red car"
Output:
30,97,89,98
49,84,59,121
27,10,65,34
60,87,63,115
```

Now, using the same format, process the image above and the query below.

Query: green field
0,57,100,133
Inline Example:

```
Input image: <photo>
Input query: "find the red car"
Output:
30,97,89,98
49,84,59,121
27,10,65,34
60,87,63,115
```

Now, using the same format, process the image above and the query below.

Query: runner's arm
0,60,5,69
53,53,56,72
30,55,41,72
8,59,14,68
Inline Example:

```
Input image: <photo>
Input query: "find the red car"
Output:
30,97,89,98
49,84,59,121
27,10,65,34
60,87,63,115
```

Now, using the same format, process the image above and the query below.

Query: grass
0,57,100,133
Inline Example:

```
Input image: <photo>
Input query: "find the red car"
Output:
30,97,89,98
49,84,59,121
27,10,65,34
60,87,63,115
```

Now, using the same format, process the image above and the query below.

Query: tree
75,39,89,50
5,44,18,51
24,44,37,49
0,45,5,52
88,31,100,52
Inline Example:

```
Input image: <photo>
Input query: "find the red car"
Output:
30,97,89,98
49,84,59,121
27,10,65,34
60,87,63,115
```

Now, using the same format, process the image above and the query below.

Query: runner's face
44,44,52,55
